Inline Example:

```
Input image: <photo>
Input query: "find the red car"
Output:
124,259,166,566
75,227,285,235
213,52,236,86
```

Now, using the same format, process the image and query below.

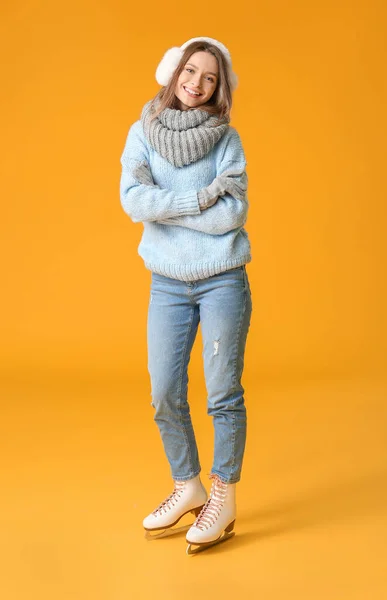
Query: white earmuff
155,47,184,87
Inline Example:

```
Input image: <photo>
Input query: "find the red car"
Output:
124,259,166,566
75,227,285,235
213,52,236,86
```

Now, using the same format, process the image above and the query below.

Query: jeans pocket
242,265,252,295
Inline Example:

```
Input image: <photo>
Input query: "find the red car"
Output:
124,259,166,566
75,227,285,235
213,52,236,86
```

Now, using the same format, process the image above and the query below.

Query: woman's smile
183,86,202,98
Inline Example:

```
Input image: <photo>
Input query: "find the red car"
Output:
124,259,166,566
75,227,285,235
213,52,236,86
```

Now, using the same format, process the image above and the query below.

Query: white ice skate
143,475,208,540
185,475,236,555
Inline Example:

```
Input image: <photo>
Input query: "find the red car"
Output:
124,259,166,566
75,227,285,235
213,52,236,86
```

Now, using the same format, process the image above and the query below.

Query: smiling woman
119,36,252,556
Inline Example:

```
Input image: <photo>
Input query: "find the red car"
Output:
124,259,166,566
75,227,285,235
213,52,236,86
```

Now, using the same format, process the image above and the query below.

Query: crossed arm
136,160,249,235
120,122,249,236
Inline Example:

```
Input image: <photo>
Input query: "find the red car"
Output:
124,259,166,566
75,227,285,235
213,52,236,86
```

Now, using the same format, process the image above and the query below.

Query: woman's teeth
184,86,200,97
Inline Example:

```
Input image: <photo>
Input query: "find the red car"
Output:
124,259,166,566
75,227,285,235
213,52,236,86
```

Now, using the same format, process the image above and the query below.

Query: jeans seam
231,287,248,393
230,399,237,479
230,285,248,480
176,305,196,476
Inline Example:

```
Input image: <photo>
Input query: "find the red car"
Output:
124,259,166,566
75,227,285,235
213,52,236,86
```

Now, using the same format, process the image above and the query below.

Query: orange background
1,1,386,599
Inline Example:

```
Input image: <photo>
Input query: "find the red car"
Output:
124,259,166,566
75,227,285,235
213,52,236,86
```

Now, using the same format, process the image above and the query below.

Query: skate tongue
192,476,228,530
193,496,224,531
152,481,186,516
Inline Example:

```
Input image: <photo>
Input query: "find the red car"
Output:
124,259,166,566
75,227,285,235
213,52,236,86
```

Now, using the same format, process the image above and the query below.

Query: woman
119,37,252,554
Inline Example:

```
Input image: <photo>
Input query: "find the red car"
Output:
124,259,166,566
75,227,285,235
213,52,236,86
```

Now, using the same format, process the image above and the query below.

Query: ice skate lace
152,481,186,516
193,475,227,531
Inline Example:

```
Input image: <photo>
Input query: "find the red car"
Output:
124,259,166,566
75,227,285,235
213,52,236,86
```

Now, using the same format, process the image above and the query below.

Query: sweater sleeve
119,121,201,222
157,128,249,235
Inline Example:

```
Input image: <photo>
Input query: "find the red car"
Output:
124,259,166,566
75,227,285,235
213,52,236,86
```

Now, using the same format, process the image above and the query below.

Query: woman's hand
198,168,248,211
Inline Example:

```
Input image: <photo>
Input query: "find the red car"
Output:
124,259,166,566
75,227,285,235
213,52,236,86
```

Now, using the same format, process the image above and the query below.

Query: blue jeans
147,265,252,484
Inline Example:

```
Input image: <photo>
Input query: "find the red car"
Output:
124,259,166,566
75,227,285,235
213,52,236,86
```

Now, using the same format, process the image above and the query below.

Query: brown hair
150,41,233,122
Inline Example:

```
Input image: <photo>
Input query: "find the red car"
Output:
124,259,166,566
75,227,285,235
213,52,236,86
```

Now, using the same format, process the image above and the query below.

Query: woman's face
174,51,219,110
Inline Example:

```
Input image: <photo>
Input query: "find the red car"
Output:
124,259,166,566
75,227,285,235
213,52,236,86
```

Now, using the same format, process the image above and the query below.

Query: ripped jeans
147,265,252,484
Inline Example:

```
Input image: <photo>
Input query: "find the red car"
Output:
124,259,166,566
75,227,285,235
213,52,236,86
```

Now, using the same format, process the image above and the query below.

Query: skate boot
186,474,236,555
143,474,207,540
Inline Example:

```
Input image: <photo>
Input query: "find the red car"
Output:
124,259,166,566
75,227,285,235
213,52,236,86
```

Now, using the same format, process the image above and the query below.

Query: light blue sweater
119,117,252,281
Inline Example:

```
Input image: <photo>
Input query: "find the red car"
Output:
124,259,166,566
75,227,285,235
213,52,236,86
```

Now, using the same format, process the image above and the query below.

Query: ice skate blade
145,523,192,540
144,504,205,540
186,531,235,555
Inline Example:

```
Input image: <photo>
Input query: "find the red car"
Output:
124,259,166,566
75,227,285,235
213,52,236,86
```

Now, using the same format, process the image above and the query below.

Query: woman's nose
190,75,201,87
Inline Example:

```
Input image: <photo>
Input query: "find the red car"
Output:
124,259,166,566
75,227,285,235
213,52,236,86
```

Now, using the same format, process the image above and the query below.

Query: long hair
150,41,233,122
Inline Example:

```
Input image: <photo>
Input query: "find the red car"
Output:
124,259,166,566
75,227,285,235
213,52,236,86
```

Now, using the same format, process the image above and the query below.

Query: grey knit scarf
140,99,229,168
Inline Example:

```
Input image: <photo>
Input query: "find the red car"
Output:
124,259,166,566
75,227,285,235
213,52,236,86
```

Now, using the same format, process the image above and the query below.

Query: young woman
119,37,252,554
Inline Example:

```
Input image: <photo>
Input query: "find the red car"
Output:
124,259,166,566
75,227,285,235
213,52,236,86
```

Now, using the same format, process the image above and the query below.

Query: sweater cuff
176,192,201,216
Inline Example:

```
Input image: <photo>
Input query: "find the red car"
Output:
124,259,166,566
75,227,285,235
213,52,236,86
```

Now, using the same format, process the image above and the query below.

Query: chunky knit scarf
140,99,229,168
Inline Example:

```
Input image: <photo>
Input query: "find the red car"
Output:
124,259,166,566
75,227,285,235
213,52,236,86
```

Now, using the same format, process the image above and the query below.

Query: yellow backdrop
1,0,386,379
1,1,386,599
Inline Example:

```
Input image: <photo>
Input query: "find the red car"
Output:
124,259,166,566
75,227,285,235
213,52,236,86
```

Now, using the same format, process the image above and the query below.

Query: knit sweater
119,111,252,282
